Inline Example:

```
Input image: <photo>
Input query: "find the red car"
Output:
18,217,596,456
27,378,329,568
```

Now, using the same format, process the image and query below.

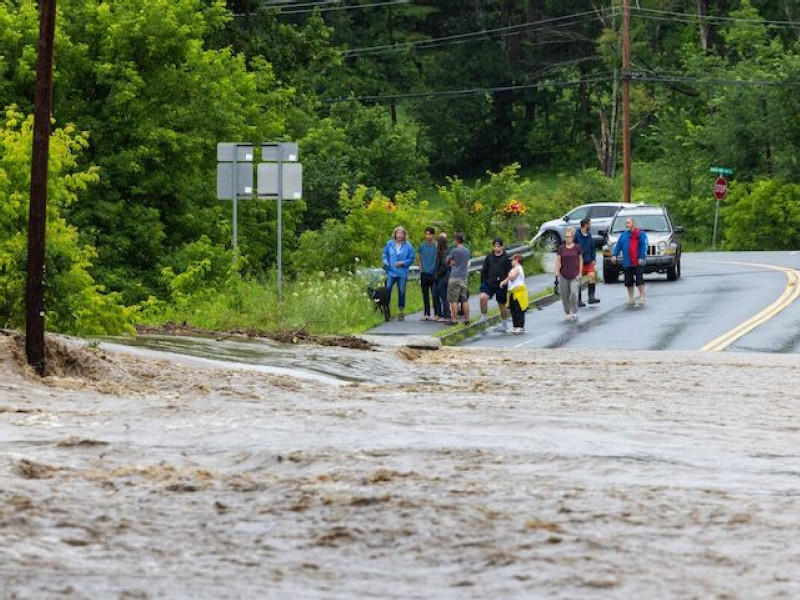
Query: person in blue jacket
612,217,648,306
382,225,416,320
575,218,600,306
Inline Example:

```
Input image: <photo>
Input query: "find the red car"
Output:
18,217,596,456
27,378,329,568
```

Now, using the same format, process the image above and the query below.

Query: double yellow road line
702,261,800,352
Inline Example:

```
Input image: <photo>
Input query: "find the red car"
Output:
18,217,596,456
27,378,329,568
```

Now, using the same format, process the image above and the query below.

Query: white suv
532,202,636,251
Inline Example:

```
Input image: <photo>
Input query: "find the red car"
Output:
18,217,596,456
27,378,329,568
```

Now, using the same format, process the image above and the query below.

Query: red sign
714,176,728,201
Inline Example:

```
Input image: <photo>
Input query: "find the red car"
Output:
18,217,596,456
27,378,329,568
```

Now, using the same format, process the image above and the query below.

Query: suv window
610,214,670,234
590,206,619,219
566,206,590,222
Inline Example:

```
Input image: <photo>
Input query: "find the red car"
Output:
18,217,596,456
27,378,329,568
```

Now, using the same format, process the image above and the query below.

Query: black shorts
480,282,507,304
624,266,644,287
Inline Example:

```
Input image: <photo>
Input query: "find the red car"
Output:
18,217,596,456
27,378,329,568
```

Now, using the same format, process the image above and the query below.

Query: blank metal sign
257,163,303,200
216,163,254,200
216,142,254,162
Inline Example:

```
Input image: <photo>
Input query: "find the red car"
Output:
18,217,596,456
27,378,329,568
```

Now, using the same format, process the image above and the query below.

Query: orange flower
501,199,527,216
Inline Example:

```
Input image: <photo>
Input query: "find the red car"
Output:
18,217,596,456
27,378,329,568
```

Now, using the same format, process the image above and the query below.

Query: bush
294,184,437,272
0,107,134,335
722,180,800,250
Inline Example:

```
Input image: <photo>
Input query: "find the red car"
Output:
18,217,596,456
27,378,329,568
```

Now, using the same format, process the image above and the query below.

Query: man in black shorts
479,237,512,332
612,217,648,306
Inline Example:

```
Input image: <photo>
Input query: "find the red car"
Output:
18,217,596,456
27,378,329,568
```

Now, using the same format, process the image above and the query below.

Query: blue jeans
385,274,408,310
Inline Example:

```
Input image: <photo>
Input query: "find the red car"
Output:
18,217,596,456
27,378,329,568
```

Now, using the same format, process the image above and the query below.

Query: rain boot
578,287,586,308
588,283,600,304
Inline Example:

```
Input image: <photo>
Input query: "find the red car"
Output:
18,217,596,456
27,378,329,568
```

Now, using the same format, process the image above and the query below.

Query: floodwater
2,333,800,599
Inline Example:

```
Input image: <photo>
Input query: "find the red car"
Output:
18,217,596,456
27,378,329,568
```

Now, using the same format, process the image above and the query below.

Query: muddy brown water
2,334,800,599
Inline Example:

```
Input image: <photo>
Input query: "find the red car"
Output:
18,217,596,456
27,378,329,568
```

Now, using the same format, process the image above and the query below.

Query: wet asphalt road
462,251,800,353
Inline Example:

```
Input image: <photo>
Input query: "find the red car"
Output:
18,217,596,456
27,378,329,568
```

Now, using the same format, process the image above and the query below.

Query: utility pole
26,0,57,375
621,0,632,204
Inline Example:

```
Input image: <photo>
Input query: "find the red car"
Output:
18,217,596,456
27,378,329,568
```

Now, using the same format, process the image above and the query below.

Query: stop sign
714,176,728,201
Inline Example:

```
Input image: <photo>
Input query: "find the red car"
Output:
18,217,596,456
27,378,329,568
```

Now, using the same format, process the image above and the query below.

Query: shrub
0,107,134,335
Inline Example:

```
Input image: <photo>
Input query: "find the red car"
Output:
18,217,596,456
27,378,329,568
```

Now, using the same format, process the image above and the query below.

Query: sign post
258,143,301,302
217,143,254,261
711,173,729,250
217,142,302,299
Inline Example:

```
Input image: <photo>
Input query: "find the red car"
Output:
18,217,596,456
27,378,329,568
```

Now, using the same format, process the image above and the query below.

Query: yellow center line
699,260,800,352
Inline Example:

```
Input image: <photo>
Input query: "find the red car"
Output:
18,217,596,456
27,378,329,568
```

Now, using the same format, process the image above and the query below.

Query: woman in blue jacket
382,226,416,320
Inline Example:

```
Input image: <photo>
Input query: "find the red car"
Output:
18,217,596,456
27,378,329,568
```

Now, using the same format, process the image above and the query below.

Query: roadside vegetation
2,0,799,336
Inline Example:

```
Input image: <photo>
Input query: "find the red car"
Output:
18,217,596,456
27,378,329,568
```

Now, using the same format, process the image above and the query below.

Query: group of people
381,216,648,330
381,226,528,332
554,216,648,321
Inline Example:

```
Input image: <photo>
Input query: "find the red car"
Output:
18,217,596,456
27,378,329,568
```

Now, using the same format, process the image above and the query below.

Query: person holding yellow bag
500,253,528,334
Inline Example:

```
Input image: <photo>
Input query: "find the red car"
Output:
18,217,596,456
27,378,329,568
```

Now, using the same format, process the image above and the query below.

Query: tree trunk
591,72,621,178
697,0,711,52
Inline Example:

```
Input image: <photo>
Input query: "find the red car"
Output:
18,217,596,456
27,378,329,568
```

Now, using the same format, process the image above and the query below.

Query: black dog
368,284,391,321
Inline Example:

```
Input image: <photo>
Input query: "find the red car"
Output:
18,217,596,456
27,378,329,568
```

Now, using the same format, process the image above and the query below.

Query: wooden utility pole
621,0,632,204
26,0,57,375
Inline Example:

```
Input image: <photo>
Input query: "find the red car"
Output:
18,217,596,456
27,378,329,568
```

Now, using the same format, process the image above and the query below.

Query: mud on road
2,333,800,599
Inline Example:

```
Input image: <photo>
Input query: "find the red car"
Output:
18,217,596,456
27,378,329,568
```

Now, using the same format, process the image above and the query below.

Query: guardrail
358,243,537,283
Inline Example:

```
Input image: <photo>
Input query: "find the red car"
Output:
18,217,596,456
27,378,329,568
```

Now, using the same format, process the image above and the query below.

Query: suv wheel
667,254,681,281
603,265,619,283
541,231,561,252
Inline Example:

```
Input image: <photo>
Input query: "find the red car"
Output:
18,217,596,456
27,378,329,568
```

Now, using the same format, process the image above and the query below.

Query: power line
278,0,411,15
322,73,613,103
232,0,411,16
340,8,615,56
631,6,800,28
633,73,800,87
257,0,341,8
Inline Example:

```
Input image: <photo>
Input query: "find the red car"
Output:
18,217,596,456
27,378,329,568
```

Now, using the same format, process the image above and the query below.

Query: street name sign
710,166,734,176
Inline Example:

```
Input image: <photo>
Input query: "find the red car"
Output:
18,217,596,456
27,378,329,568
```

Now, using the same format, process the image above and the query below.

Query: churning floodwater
1,333,800,598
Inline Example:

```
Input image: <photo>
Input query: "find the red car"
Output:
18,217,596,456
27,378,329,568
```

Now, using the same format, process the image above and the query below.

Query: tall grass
138,272,425,335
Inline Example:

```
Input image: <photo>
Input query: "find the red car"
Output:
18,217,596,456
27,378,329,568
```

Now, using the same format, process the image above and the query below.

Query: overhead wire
321,72,613,103
276,0,411,15
633,74,800,87
340,8,616,56
232,0,411,16
630,6,800,29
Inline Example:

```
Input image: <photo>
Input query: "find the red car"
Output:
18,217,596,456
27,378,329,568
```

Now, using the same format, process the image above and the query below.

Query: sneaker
636,297,646,305
494,322,508,333
588,297,600,304
625,299,635,307
398,313,405,321
479,314,488,323
578,301,587,308
511,327,524,334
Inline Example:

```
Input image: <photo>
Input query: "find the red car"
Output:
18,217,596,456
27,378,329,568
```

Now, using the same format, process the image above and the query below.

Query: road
462,251,800,353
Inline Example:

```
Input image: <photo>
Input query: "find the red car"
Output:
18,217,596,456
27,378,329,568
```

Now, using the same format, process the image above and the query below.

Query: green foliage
521,169,618,227
139,269,424,335
295,184,436,273
439,165,617,250
722,180,800,250
439,164,523,250
0,107,134,335
0,0,298,302
330,103,430,197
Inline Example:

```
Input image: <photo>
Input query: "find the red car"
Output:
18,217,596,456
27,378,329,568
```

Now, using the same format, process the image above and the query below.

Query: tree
0,107,134,334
